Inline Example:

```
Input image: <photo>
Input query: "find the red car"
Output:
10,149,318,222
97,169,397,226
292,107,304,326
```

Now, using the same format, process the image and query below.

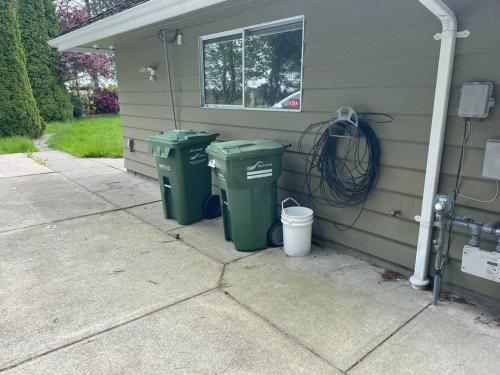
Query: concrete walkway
0,151,499,374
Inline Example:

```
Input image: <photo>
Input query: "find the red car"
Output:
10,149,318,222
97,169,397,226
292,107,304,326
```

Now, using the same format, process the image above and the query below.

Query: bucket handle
282,197,300,211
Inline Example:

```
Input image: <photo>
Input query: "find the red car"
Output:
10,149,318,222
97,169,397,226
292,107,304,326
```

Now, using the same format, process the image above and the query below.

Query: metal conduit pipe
431,213,496,303
411,0,458,289
159,29,179,130
452,219,483,247
447,217,500,250
481,220,500,252
482,221,500,235
431,208,447,304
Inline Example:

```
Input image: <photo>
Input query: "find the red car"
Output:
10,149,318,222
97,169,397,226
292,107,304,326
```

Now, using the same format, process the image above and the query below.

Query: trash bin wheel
203,194,221,219
267,220,283,247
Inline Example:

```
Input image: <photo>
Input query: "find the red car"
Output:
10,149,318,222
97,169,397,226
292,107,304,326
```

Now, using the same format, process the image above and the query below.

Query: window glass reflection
203,35,243,105
244,22,302,109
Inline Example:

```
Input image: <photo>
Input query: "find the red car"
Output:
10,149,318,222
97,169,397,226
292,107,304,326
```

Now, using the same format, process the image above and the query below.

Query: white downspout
410,0,458,288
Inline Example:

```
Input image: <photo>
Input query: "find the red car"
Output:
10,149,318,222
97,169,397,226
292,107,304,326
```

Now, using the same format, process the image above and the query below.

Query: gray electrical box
458,81,494,119
483,139,500,180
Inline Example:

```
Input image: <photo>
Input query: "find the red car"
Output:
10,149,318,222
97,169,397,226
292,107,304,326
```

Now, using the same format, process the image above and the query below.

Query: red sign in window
288,98,300,109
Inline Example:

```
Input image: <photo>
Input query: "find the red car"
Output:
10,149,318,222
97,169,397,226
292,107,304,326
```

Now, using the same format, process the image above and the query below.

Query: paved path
0,151,499,374
33,135,51,152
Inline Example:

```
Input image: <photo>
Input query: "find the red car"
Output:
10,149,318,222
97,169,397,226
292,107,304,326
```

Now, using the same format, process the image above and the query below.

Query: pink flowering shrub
94,88,119,114
56,0,116,115
56,1,88,32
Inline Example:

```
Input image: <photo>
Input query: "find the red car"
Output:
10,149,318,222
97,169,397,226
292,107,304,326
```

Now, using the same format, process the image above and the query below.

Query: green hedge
0,0,44,138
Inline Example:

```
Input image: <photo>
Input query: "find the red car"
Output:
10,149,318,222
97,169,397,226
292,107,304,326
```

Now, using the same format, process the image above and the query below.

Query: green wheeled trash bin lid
148,130,217,158
205,139,289,160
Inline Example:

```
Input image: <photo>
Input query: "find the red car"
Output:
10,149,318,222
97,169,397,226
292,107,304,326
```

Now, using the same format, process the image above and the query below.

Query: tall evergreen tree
0,0,44,138
43,0,59,38
18,0,72,122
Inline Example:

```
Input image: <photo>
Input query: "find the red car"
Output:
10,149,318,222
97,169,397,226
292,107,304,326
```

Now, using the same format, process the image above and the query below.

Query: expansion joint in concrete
345,302,431,373
222,292,345,374
0,288,219,373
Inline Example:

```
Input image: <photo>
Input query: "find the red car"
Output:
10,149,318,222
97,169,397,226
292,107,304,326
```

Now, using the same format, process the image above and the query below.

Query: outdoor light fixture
177,32,183,45
108,45,115,50
138,66,157,81
92,44,100,49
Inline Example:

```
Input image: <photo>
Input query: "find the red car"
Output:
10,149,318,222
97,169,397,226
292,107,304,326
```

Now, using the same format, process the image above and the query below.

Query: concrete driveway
1,151,499,374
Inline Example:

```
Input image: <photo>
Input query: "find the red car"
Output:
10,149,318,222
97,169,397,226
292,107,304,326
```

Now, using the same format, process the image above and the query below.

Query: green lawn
47,115,122,158
0,136,37,155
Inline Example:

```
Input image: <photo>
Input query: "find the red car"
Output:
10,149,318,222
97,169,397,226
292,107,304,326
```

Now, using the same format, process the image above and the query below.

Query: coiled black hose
298,113,390,230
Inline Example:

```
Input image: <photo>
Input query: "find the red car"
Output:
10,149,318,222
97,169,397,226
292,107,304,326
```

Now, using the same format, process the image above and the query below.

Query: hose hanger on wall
158,29,180,130
329,106,359,138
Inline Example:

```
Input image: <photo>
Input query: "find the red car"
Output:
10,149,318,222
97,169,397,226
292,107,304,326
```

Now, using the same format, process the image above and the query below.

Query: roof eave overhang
49,0,228,51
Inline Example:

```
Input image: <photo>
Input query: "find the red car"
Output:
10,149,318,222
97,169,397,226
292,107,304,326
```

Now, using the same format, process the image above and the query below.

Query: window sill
201,105,302,113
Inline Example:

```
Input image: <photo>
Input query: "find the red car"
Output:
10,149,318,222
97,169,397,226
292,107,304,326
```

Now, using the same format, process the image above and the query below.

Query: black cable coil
298,113,391,230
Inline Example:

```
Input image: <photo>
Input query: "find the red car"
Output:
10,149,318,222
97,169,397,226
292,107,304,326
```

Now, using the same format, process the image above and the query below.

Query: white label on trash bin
245,161,273,179
208,159,216,168
189,152,207,165
159,164,171,171
246,169,272,179
245,161,272,171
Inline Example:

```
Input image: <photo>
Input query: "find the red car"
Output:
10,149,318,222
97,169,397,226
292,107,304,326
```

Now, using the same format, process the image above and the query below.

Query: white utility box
483,139,500,180
462,245,500,283
458,81,494,119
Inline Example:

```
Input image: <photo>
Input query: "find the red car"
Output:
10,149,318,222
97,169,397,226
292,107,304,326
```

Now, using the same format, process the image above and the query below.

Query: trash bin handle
282,197,300,211
223,145,242,153
280,142,292,149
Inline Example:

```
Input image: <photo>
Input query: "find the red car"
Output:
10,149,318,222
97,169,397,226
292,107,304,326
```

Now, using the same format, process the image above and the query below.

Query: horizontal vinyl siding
115,0,500,301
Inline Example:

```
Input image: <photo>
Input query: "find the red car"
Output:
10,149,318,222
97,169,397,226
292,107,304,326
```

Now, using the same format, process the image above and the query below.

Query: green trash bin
147,130,219,225
206,140,290,251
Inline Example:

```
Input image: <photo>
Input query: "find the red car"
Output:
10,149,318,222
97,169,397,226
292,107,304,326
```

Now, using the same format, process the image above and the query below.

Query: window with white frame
201,16,304,111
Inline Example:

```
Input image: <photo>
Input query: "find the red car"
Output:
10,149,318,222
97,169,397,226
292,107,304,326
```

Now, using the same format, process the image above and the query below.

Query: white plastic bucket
281,198,314,257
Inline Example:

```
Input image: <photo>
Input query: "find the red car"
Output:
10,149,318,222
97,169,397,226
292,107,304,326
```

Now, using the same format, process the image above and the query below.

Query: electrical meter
462,245,500,283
